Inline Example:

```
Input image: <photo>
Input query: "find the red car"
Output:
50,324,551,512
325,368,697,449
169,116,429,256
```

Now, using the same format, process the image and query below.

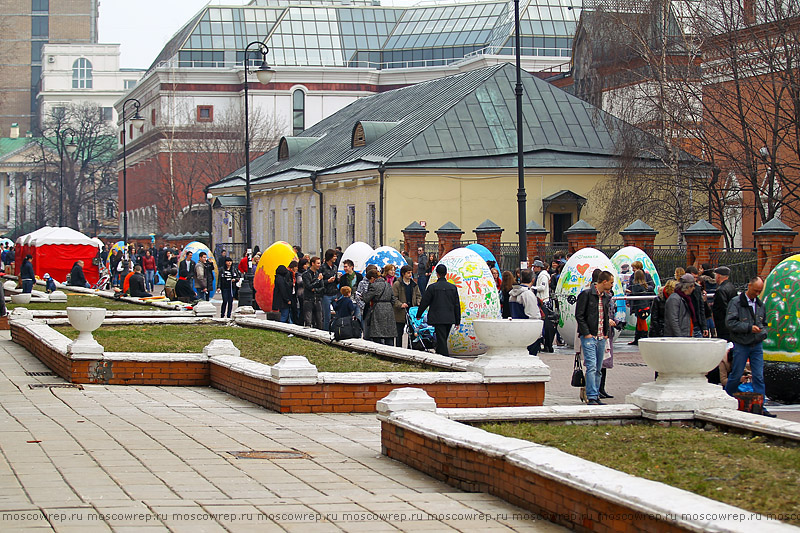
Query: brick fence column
682,220,723,268
402,221,429,267
436,222,464,259
753,218,798,278
474,219,503,263
564,220,599,254
619,219,658,254
520,220,549,265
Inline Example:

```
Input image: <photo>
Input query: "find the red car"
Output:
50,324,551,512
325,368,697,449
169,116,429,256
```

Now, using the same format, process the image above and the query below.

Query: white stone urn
11,293,31,304
467,319,550,382
66,307,106,355
627,338,737,419
3,280,17,292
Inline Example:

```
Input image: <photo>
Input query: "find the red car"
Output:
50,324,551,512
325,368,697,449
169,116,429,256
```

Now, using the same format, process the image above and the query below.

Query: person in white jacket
533,260,550,302
508,270,541,320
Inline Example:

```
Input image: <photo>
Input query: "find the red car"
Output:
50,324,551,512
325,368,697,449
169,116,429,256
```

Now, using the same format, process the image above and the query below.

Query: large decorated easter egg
610,246,661,329
428,247,501,356
253,241,298,311
179,241,218,292
762,254,800,403
466,243,499,269
554,247,625,347
363,246,407,274
337,242,374,274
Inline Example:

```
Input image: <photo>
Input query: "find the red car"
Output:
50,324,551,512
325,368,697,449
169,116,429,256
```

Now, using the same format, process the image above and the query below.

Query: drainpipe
378,163,385,247
310,171,323,256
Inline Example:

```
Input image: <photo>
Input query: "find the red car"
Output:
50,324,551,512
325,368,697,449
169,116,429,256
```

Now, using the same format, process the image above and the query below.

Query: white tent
28,227,100,247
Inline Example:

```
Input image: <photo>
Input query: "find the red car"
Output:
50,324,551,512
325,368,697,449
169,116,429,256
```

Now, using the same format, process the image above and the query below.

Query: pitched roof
212,63,695,190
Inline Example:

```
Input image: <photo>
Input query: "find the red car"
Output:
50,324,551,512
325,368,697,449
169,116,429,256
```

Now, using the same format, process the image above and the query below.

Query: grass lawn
481,422,800,524
53,324,438,373
8,293,156,311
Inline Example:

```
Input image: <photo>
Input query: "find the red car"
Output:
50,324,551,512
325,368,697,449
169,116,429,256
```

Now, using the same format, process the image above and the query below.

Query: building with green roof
208,63,699,253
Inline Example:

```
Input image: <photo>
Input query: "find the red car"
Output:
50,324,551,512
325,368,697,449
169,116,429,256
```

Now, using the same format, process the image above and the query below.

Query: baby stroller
406,306,437,351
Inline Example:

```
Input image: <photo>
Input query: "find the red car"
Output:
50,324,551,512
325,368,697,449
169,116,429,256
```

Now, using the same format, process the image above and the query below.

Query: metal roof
213,63,690,188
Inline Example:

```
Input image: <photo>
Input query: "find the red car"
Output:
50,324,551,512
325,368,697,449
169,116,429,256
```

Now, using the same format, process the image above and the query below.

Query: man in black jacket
685,266,709,337
575,271,617,405
272,264,294,323
302,256,325,329
712,266,737,341
320,249,340,330
129,265,152,297
416,264,461,356
68,260,90,288
724,276,774,416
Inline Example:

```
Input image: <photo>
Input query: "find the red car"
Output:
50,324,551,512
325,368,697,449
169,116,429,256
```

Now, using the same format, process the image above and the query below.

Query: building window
346,204,355,245
31,40,46,62
124,79,138,89
367,203,376,247
197,105,213,122
32,15,48,38
268,209,276,244
32,0,49,12
72,58,92,89
292,89,305,135
105,201,115,218
295,208,303,246
151,108,156,125
101,107,113,122
329,205,337,248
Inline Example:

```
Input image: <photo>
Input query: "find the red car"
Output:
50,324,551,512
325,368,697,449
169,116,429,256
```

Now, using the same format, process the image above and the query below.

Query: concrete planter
628,338,737,419
468,319,550,383
11,293,31,304
66,307,106,355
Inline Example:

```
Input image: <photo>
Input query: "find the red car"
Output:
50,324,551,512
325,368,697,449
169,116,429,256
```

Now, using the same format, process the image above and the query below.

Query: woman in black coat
648,280,675,338
272,264,294,323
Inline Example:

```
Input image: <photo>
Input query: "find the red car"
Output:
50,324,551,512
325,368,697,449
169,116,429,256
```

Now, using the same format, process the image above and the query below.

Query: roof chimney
10,123,19,139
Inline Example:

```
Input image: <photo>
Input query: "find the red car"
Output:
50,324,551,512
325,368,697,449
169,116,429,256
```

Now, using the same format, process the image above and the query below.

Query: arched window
72,58,92,89
292,89,305,135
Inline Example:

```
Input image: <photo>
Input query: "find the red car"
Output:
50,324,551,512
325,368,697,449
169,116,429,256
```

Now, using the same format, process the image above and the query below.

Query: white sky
99,0,421,70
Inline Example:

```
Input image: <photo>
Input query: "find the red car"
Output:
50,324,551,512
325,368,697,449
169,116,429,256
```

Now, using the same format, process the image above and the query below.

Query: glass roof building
149,0,582,72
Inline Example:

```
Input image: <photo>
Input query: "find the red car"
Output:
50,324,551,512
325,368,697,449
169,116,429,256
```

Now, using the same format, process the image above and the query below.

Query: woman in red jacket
142,250,157,292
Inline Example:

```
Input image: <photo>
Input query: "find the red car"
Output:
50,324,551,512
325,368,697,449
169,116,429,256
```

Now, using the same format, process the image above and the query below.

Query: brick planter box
377,390,795,533
10,318,546,413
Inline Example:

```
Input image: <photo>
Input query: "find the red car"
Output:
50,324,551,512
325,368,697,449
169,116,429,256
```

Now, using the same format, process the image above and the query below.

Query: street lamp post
513,0,527,269
121,98,145,248
57,127,78,227
238,41,274,308
206,192,213,254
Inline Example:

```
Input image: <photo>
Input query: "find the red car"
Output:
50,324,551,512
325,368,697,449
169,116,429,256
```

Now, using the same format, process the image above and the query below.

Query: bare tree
149,103,284,234
576,0,708,242
31,103,117,231
689,0,800,233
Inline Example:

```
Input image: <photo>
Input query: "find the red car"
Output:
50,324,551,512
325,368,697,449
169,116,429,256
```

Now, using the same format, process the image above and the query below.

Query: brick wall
381,420,687,533
211,363,544,413
12,321,545,412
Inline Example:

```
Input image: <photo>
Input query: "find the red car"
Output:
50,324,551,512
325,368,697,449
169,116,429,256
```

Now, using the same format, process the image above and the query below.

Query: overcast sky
99,0,419,70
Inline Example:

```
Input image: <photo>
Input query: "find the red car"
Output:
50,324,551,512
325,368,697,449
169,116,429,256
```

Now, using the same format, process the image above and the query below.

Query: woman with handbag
362,269,396,345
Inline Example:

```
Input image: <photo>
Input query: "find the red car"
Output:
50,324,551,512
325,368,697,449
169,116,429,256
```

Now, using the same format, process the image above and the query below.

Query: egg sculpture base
467,319,551,383
627,338,737,420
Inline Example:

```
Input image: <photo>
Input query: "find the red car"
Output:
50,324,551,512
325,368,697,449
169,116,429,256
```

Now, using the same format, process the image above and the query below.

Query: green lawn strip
481,423,800,524
8,293,156,311
53,324,436,373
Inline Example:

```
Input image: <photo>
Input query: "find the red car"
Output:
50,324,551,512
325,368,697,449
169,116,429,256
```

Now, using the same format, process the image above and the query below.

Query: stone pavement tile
0,510,50,530
51,525,112,533
107,528,168,533
393,519,459,531
282,522,343,532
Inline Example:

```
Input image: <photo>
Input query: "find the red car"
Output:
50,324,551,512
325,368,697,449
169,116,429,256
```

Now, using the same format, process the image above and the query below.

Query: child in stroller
406,306,437,351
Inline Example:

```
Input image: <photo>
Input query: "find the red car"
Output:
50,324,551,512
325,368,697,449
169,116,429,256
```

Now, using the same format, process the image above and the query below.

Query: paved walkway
0,332,564,533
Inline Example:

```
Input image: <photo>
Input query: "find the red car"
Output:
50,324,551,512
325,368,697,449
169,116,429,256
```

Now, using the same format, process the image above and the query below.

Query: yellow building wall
383,170,613,249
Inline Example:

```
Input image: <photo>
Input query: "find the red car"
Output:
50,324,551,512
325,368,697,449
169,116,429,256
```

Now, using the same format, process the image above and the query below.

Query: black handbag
332,316,363,341
571,353,586,387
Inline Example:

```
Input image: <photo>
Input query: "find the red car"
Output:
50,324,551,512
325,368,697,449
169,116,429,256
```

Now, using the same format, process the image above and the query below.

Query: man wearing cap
712,266,737,341
533,260,550,302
